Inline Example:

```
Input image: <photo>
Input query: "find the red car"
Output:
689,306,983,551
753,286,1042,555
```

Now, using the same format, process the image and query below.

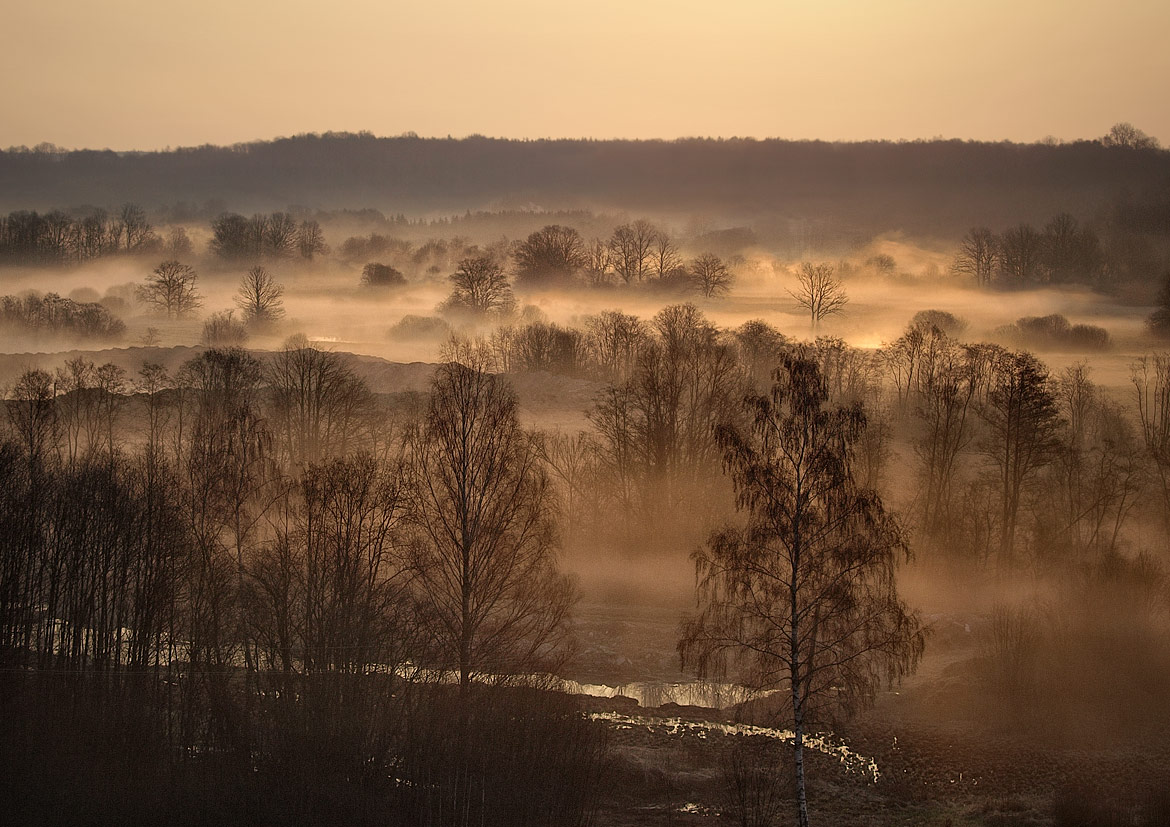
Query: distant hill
2,134,1169,235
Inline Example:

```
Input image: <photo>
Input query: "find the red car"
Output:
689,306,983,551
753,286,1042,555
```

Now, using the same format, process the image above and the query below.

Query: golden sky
1,0,1166,149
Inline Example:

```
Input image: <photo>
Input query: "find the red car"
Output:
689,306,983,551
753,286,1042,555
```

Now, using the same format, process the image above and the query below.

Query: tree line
4,130,1166,238
431,303,1170,577
0,203,191,264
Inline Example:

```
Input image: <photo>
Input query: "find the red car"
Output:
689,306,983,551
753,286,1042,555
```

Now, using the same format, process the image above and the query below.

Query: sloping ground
0,344,204,386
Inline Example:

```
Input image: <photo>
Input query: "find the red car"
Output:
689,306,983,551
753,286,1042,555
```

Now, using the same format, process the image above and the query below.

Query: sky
1,0,1166,150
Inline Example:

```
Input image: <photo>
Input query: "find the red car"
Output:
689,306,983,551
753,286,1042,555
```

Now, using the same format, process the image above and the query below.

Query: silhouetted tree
118,203,157,252
361,262,406,288
295,219,328,260
1147,270,1170,338
266,343,374,467
407,363,574,695
951,227,998,287
608,219,658,285
138,260,201,318
444,256,513,315
689,253,733,298
650,231,684,282
264,212,298,258
1100,122,1160,150
1132,353,1170,530
582,310,647,382
167,226,193,257
680,357,924,827
513,225,586,284
979,350,1062,563
210,213,255,260
997,224,1044,284
789,262,847,328
235,266,285,328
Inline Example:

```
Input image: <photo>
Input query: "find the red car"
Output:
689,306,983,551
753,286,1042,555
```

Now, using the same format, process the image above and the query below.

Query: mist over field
3,130,1170,827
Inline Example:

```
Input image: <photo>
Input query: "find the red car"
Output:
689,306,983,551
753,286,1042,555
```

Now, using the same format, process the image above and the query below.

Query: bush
998,314,1110,351
910,308,967,337
388,314,450,341
361,262,406,288
201,310,249,346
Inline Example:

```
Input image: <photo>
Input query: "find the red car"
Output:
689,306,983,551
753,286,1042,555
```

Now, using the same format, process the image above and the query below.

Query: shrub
910,308,967,337
388,314,450,341
201,310,249,347
361,262,406,288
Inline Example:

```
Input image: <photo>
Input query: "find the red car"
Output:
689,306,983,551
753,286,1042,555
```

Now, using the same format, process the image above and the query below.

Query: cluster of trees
210,212,327,262
996,313,1111,351
341,224,737,307
0,204,188,264
0,292,125,341
0,347,600,826
951,213,1107,287
511,222,736,296
137,260,202,318
437,302,1169,583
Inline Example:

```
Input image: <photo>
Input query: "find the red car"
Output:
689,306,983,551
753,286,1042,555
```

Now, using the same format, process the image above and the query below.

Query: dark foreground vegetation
3,290,1170,823
0,348,604,826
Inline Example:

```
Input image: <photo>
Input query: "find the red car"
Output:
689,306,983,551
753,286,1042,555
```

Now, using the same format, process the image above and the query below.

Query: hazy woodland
2,129,1170,827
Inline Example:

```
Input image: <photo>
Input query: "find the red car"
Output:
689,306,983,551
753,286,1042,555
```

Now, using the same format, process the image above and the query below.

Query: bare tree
789,262,847,328
689,253,734,298
679,357,924,827
650,231,684,281
583,309,647,382
444,255,514,316
295,219,328,260
583,237,612,286
266,343,374,467
1147,270,1170,338
997,224,1044,284
235,265,285,328
119,203,156,252
1132,353,1170,530
264,212,298,258
1100,122,1160,150
513,224,587,284
951,227,998,287
8,368,57,464
407,363,574,695
979,350,1062,564
732,320,790,386
167,226,193,257
137,260,201,318
608,219,658,285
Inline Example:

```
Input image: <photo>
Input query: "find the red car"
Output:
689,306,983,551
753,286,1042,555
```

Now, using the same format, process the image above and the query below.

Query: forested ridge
3,135,1168,235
